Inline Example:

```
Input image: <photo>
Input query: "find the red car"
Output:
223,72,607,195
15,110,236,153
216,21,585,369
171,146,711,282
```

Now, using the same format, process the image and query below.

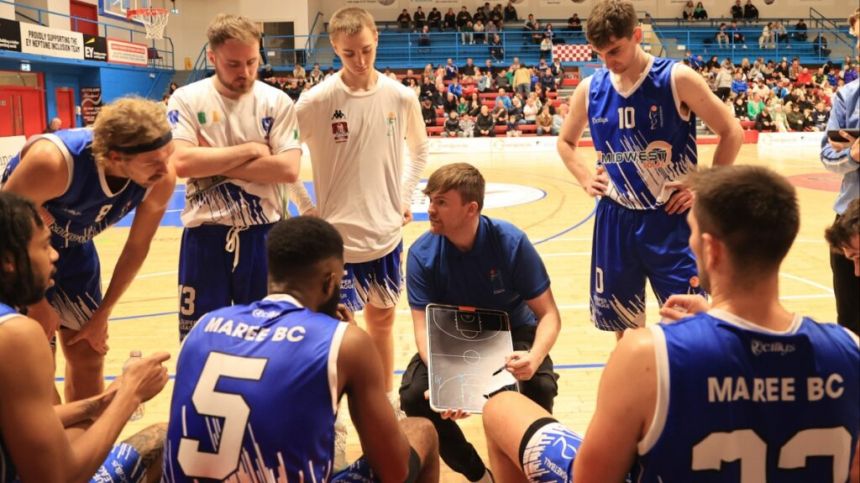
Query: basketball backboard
99,0,165,24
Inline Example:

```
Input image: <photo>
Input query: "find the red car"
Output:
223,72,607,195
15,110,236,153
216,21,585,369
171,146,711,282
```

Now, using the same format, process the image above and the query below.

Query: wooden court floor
52,142,843,481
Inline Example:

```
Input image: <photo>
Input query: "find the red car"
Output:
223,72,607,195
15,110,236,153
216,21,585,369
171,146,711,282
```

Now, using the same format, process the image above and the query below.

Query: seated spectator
705,55,720,70
731,72,748,96
493,103,509,126
540,35,553,60
786,102,805,131
813,33,831,57
504,0,518,21
748,93,766,118
417,25,431,48
442,111,462,137
551,102,568,135
428,7,441,30
401,68,418,87
540,67,557,92
730,0,743,20
759,23,775,49
477,68,493,92
474,19,486,44
467,93,482,117
844,61,858,84
413,6,426,30
692,2,708,20
457,95,470,116
506,97,523,136
811,101,829,130
443,7,456,30
774,22,789,44
420,75,436,99
490,5,503,25
733,94,749,120
730,21,746,46
461,21,474,44
567,13,583,32
292,63,306,80
755,107,775,131
444,58,459,80
443,92,459,113
459,113,475,137
420,97,437,126
489,34,505,61
793,18,808,41
456,6,472,30
522,96,539,123
770,102,789,131
531,20,545,44
397,9,412,31
448,77,463,98
801,107,815,131
307,63,323,85
484,58,497,77
536,105,554,135
682,0,694,20
462,58,476,77
716,25,729,48
475,105,495,136
545,23,555,42
524,13,538,35
495,88,513,110
473,6,487,25
743,0,758,21
495,69,511,91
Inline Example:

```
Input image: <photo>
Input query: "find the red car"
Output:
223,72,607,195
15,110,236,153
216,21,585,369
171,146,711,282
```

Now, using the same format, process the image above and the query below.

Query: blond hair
207,14,261,49
329,7,377,40
586,0,638,49
423,163,485,211
91,97,170,166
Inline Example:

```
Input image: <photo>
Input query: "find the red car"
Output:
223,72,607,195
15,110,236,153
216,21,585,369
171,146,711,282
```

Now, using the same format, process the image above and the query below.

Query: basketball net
127,8,169,39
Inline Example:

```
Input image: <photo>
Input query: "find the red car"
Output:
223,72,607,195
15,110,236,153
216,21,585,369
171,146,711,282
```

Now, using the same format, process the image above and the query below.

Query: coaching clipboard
426,303,519,414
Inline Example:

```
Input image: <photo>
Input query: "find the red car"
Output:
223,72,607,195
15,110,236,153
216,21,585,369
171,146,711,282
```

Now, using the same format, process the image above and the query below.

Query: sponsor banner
757,131,822,159
106,38,147,66
0,18,21,52
83,35,108,62
80,87,103,126
427,136,560,154
19,22,84,59
0,136,26,178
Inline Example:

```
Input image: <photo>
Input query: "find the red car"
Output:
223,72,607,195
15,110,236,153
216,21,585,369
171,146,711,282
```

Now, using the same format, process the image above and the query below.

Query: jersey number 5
692,427,852,482
177,353,268,479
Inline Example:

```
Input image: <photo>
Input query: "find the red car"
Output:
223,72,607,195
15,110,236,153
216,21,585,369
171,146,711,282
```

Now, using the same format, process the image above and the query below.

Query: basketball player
167,14,301,340
482,166,860,482
825,198,859,279
290,6,429,398
820,7,859,335
400,163,560,482
557,0,743,336
163,217,439,483
0,191,171,482
1,97,175,401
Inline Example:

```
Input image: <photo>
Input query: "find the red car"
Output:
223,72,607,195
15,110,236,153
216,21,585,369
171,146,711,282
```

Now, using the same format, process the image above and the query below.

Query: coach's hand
659,294,709,321
664,180,694,215
585,166,609,197
67,310,109,355
505,351,540,381
424,390,472,420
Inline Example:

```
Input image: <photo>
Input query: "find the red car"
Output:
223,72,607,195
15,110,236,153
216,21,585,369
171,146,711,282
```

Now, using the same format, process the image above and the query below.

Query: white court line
779,272,834,294
538,236,593,243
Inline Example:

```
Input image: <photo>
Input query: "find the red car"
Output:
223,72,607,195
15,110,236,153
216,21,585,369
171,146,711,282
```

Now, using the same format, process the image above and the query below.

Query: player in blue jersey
167,14,301,341
0,191,171,482
482,166,860,482
557,0,743,336
163,216,439,483
1,97,176,402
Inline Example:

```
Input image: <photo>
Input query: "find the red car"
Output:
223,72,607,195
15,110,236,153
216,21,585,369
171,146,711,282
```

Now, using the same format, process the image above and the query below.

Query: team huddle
0,1,858,482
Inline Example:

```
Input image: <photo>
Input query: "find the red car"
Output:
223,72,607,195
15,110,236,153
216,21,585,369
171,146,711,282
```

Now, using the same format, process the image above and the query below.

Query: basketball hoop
127,7,169,39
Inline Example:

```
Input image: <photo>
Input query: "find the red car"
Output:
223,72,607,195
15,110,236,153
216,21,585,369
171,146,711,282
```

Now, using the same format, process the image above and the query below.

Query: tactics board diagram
426,304,518,414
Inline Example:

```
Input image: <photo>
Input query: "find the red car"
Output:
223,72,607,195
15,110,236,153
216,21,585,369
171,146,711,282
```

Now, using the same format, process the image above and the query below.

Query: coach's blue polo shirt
407,215,550,329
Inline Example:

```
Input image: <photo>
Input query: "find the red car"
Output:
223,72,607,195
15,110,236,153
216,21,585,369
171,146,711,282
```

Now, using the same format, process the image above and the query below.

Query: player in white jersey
167,14,302,340
292,7,429,397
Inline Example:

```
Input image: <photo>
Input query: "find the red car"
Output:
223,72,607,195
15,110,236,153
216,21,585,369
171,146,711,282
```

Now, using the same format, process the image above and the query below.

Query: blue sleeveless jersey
1,129,148,248
0,303,19,483
636,312,860,482
587,56,698,210
163,295,345,482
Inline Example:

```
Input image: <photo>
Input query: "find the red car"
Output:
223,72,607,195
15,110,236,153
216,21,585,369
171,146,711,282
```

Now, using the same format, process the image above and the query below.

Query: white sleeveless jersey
167,78,301,228
296,71,428,263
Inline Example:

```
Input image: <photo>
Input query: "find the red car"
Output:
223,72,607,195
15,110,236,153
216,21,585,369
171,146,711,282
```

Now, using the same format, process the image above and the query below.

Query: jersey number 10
618,107,636,129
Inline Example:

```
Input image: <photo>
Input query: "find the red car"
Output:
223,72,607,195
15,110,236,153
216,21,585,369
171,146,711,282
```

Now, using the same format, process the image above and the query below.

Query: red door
0,87,45,137
55,88,75,129
70,0,98,36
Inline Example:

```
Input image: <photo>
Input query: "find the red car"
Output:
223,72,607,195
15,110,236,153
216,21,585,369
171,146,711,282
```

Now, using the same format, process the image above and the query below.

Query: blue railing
2,0,174,69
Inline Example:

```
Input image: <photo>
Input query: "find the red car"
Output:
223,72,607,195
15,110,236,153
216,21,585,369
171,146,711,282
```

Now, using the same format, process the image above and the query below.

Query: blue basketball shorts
590,198,705,332
519,418,582,483
340,243,403,313
331,446,420,483
47,241,102,331
178,224,273,340
89,442,146,483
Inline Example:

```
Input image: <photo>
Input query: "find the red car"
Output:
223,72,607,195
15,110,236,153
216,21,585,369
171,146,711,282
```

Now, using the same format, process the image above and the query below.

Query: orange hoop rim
127,7,169,18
